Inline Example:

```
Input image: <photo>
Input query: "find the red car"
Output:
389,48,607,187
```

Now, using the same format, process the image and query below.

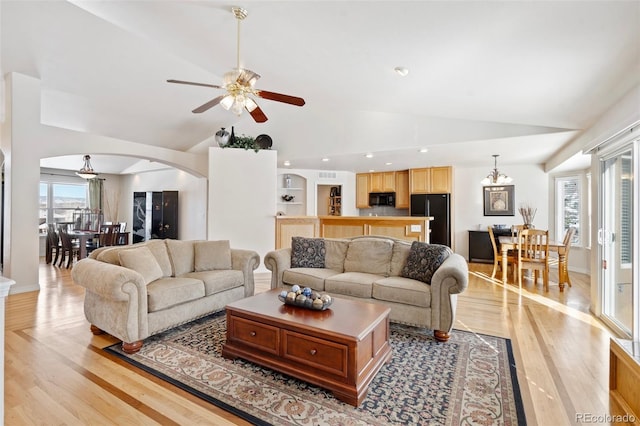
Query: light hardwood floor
3,260,621,425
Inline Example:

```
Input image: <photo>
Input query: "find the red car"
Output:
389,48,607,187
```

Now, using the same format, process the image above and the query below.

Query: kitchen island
275,215,433,249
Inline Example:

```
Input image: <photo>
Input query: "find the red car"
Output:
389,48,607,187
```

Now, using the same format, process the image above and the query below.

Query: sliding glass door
599,144,636,337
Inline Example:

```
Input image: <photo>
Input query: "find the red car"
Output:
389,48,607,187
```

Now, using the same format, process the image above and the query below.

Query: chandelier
76,155,99,179
481,154,512,185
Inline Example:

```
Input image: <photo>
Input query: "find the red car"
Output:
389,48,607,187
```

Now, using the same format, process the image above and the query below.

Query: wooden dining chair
488,226,517,280
517,228,550,291
58,229,80,268
98,224,120,247
46,226,62,265
553,227,576,289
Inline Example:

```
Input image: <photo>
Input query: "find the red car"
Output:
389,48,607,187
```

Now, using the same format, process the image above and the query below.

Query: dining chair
58,229,80,268
517,228,550,291
98,224,120,247
549,227,576,289
488,226,517,281
46,226,62,265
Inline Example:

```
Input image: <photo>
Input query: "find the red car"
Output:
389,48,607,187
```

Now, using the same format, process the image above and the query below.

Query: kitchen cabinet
370,171,396,192
395,170,410,209
409,166,452,194
356,173,370,208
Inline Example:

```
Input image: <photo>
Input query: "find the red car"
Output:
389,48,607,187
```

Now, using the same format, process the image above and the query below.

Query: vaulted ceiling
3,1,639,174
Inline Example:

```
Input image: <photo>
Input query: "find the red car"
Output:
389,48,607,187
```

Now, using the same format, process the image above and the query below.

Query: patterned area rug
105,311,526,425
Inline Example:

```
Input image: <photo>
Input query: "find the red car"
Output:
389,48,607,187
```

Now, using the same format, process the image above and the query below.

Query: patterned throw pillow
401,241,452,284
291,237,326,268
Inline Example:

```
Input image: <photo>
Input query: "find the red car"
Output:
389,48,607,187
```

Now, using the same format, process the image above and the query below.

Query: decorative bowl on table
278,285,333,311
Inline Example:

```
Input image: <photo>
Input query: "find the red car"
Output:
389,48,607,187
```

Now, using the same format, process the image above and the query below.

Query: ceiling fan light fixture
76,155,99,179
220,95,234,110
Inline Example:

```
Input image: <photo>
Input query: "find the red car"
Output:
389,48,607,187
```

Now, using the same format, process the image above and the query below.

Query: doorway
317,185,341,216
599,141,637,338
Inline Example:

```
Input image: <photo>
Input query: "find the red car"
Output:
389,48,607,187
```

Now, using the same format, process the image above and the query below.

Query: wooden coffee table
222,289,392,406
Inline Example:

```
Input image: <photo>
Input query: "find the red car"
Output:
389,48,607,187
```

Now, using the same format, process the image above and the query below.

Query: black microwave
369,192,395,207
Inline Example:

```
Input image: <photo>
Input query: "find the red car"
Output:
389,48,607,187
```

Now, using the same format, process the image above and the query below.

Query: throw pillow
118,246,164,285
343,238,393,276
290,237,326,268
165,239,195,276
401,241,452,284
194,240,232,271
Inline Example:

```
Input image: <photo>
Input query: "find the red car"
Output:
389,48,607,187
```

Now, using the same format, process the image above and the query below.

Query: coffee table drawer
229,317,279,355
283,330,348,377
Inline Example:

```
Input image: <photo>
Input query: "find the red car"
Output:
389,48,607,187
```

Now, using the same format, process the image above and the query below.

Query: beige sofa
72,239,260,353
264,236,468,341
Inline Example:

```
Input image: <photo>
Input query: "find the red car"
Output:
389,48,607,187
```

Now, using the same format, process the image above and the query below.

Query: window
41,182,88,228
555,176,580,244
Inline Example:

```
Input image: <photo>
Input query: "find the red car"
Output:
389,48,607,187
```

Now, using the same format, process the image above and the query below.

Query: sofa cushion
96,246,125,265
324,239,349,272
144,239,173,277
291,237,326,268
182,270,244,296
146,277,205,312
324,272,377,298
194,240,232,271
343,238,393,276
401,242,452,284
373,276,431,308
118,246,164,285
389,242,412,276
166,239,195,276
283,268,339,291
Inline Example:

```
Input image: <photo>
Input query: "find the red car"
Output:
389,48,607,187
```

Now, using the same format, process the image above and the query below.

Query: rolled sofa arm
71,257,149,343
231,249,260,297
264,248,292,289
429,253,469,333
72,258,147,301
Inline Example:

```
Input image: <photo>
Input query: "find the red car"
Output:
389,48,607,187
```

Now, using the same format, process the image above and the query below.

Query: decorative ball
303,287,312,297
312,298,324,309
286,292,296,302
304,298,313,308
279,290,288,298
296,294,307,304
291,284,301,293
321,294,332,304
311,291,321,300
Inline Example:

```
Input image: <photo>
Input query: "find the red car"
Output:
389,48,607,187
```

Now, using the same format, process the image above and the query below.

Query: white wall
209,148,277,272
453,164,549,259
121,169,208,241
276,168,356,216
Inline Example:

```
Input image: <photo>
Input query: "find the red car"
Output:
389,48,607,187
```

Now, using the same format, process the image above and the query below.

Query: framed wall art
483,185,515,216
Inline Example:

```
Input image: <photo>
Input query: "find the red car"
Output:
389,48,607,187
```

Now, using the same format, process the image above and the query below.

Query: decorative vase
214,127,230,146
284,175,292,188
523,223,534,229
229,126,236,146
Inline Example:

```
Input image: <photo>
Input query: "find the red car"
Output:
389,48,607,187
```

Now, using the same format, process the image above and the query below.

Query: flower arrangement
519,203,537,227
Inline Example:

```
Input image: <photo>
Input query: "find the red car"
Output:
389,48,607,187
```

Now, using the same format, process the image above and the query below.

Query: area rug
105,311,526,425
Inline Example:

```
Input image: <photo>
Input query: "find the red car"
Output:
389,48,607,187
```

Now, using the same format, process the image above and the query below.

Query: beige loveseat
264,236,468,341
72,239,259,353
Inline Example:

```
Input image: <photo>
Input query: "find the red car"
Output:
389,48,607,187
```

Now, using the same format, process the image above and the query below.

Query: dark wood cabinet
468,229,511,263
132,191,178,243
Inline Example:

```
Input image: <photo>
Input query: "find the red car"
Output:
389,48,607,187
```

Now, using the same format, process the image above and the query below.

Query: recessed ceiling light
283,160,291,166
394,66,409,77
369,169,375,172
419,148,428,153
385,162,392,166
322,157,329,162
365,153,373,158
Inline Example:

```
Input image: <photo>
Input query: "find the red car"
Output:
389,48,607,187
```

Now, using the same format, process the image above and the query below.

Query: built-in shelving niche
277,173,306,216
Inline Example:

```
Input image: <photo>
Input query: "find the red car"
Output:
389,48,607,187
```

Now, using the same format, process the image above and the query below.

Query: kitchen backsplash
358,206,410,217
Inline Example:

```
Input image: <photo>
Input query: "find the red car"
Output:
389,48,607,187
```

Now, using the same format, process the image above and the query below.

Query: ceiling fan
167,6,305,123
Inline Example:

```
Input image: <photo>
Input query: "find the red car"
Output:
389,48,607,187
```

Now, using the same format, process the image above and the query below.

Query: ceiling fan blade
167,79,223,89
248,104,268,123
192,95,226,113
256,90,305,107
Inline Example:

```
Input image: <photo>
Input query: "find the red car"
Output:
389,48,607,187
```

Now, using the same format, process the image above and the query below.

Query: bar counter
275,215,433,249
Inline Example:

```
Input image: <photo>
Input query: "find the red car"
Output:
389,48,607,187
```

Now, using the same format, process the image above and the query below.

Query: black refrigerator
410,193,451,247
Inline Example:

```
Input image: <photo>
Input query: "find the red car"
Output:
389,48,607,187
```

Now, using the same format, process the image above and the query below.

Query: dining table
497,235,569,291
67,230,99,260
